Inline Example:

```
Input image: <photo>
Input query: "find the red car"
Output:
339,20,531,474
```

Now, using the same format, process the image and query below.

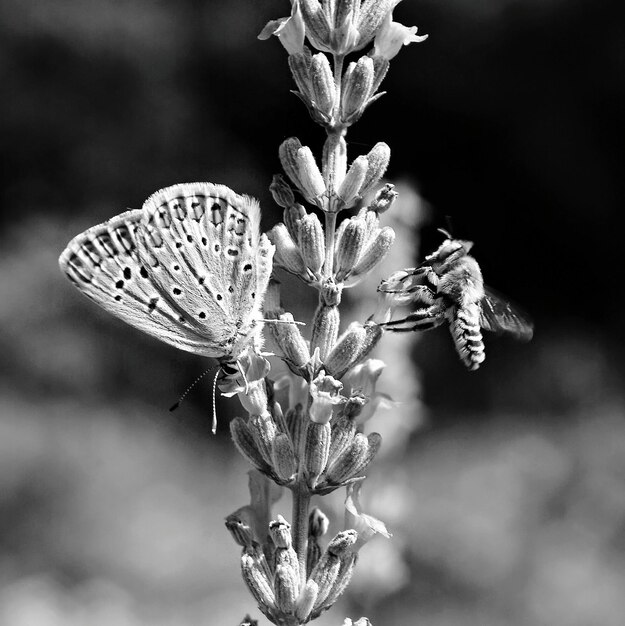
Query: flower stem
333,54,344,119
292,484,311,583
321,54,348,274
323,210,337,276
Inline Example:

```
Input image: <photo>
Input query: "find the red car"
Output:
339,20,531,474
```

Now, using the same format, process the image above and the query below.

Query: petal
373,10,428,60
258,0,305,55
344,483,391,549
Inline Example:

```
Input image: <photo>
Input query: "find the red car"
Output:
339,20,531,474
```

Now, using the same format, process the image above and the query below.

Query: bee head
426,231,474,265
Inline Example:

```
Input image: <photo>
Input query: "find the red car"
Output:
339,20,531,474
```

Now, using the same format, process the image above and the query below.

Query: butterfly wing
59,183,275,358
479,286,534,341
59,208,222,356
137,183,274,357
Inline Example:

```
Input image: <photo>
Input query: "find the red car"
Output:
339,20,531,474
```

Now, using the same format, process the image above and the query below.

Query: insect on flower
59,183,275,427
377,229,534,370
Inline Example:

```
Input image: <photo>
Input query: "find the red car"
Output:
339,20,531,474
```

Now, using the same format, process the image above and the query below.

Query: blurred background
1,0,624,624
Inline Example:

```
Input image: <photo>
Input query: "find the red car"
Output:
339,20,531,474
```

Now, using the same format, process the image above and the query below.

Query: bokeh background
1,0,625,624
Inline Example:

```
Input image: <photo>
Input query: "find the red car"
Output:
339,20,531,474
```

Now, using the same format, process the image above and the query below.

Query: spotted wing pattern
59,182,274,358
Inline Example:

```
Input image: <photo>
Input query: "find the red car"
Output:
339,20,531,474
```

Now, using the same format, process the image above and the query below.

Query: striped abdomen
449,302,485,370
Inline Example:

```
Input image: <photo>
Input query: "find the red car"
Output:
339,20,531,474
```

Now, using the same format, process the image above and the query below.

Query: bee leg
379,285,438,308
379,266,435,294
380,302,446,332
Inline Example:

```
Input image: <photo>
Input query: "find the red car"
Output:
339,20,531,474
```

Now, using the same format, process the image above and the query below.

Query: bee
377,230,533,370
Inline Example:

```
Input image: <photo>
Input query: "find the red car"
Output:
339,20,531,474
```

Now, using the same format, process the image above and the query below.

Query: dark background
1,1,624,625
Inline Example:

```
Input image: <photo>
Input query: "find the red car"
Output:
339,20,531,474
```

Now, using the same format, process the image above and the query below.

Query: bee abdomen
450,304,485,370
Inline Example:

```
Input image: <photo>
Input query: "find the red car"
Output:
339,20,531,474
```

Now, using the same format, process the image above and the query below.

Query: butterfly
59,182,275,388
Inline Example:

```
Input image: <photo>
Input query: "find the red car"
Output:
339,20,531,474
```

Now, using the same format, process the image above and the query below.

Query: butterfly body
378,235,533,370
60,183,274,366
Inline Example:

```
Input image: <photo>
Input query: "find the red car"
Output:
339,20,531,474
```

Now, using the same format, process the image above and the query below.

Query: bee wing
479,286,534,341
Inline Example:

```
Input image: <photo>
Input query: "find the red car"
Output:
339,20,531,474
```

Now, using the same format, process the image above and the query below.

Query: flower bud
307,507,329,574
283,203,307,241
288,50,314,101
297,213,325,276
299,146,327,202
349,226,395,281
309,549,340,609
317,551,357,612
369,53,389,92
325,432,382,484
241,551,277,615
309,530,358,608
324,322,367,376
295,580,319,623
281,138,326,203
230,417,272,474
274,564,299,614
285,405,305,455
269,515,293,549
310,53,335,121
337,155,369,208
267,223,308,278
340,56,374,124
225,509,256,549
279,140,327,205
248,413,278,466
309,507,329,539
279,138,304,186
307,538,322,577
275,313,311,367
270,516,300,597
271,433,297,482
327,529,359,556
304,421,331,488
310,303,339,361
270,174,296,208
330,0,360,55
347,324,385,373
238,615,258,626
359,142,391,197
264,284,310,370
334,218,367,282
298,0,332,52
328,414,357,467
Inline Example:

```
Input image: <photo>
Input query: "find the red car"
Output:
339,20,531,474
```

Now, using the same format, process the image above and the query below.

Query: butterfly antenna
211,367,220,435
169,366,216,412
